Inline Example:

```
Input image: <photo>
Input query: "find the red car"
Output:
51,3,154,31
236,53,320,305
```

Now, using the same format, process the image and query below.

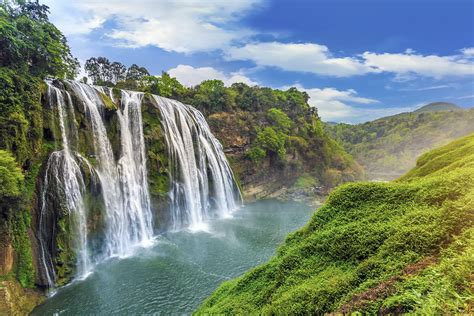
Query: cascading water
38,80,241,288
67,82,154,257
153,96,241,231
39,84,93,287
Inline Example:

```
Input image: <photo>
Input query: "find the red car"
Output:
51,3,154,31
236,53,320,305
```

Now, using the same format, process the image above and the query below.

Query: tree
0,1,79,78
267,108,293,133
143,72,187,98
126,64,149,81
110,61,126,83
192,80,234,113
84,57,113,85
255,127,287,160
0,1,79,165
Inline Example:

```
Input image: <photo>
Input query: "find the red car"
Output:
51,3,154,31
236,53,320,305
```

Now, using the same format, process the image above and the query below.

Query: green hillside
197,133,474,314
414,102,462,113
325,107,474,179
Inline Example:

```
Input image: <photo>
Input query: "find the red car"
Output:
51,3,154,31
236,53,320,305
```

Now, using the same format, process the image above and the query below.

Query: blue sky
43,0,474,123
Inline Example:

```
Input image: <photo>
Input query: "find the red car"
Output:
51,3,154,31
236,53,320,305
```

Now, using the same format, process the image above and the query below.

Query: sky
42,0,474,123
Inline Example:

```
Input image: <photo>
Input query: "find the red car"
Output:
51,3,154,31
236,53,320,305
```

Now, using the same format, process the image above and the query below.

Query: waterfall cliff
36,80,241,288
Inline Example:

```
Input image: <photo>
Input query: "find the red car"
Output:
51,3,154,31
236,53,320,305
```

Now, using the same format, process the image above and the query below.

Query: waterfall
153,96,241,231
67,82,153,257
38,80,241,288
39,84,92,287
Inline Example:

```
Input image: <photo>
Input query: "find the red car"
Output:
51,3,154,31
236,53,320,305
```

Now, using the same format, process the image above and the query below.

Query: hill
197,133,474,314
414,102,462,113
324,107,474,179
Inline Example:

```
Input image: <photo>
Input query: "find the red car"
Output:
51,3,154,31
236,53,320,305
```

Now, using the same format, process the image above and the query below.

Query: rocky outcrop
0,223,13,276
0,281,44,315
207,111,362,200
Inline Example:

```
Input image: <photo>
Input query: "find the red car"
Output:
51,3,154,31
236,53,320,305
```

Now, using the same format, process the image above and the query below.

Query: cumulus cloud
361,51,474,79
167,64,258,87
226,41,474,79
42,0,261,53
226,42,376,77
42,1,474,80
461,47,474,57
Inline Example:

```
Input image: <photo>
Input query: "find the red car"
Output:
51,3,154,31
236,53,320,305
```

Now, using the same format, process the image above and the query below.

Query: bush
247,146,266,164
0,150,24,202
256,127,287,160
266,108,292,133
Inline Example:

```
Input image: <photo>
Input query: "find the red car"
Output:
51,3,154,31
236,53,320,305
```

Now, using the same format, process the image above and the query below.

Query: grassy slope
324,108,474,178
197,133,474,314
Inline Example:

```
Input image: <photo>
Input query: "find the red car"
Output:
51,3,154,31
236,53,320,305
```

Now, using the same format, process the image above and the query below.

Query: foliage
191,79,235,113
0,150,34,288
80,57,360,190
0,0,79,290
266,108,292,133
325,108,474,179
84,57,149,87
0,1,79,78
0,1,79,165
379,228,473,313
247,147,266,164
142,72,187,99
10,209,35,288
0,149,24,202
255,127,287,160
84,57,126,85
294,173,318,189
197,133,474,314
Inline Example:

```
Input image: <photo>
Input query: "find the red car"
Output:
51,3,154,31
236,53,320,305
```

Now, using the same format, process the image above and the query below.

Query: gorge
1,2,472,313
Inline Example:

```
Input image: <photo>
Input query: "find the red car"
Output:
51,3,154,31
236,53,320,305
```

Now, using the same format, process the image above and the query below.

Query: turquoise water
32,200,314,315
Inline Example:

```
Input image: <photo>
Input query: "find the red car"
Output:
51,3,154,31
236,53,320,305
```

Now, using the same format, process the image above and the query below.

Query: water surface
33,200,314,315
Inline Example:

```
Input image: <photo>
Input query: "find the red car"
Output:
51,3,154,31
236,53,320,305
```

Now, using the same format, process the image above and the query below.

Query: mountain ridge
324,106,474,179
414,102,462,113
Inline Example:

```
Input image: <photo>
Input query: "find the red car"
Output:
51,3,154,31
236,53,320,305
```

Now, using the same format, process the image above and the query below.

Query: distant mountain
414,102,462,113
324,107,474,180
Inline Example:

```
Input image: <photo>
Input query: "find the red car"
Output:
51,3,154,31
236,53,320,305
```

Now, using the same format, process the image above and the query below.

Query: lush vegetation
197,133,474,314
84,57,362,191
0,0,78,290
325,107,474,179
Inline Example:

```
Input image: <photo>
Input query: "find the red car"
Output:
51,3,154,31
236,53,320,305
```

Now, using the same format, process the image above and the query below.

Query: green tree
143,72,187,99
256,127,287,160
192,80,234,113
0,1,79,78
267,108,293,133
126,63,149,81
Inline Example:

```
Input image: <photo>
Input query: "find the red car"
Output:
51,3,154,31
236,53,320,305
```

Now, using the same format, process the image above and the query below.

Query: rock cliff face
207,111,362,201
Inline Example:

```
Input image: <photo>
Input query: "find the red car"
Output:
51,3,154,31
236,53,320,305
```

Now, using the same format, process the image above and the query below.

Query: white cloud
226,41,474,79
42,1,474,80
461,47,474,57
167,64,257,87
226,42,376,77
287,85,393,123
456,94,474,100
43,0,262,53
398,84,452,91
362,51,474,79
